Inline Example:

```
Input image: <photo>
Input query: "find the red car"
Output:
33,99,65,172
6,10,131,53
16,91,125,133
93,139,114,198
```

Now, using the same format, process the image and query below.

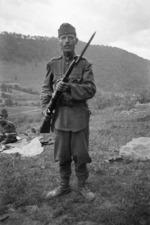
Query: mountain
0,31,150,94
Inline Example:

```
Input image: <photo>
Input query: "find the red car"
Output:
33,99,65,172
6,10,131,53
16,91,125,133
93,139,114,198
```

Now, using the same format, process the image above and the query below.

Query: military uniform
0,120,17,144
41,23,96,201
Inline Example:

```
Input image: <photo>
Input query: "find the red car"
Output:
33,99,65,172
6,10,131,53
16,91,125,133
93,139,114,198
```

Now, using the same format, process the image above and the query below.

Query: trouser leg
71,129,92,165
54,129,72,162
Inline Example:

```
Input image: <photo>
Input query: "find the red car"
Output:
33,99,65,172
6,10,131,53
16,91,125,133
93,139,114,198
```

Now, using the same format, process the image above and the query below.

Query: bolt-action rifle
40,32,96,133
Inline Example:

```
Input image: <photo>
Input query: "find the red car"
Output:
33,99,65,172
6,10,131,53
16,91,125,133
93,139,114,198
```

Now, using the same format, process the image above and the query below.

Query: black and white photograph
0,0,150,224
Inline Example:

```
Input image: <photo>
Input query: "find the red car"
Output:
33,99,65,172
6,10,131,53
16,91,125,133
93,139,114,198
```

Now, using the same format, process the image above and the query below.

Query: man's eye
60,36,74,41
60,36,67,40
68,36,74,40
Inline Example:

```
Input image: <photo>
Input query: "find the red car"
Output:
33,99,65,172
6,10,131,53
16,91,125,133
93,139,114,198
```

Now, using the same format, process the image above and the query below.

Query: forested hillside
0,31,150,93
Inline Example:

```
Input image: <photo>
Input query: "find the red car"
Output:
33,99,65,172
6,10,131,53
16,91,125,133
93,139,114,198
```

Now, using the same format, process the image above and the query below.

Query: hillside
0,32,150,93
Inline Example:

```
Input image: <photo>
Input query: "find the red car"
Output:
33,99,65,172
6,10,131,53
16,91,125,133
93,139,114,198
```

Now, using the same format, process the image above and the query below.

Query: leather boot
78,181,95,202
46,179,71,199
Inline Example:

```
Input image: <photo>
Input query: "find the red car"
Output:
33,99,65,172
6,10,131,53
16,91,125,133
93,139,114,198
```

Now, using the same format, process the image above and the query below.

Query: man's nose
64,36,69,42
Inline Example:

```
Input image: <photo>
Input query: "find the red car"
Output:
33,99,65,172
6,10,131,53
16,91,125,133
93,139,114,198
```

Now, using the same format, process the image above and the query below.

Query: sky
0,0,150,60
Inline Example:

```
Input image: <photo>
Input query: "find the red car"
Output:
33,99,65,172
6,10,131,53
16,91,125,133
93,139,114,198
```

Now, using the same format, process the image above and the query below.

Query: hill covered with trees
0,31,150,93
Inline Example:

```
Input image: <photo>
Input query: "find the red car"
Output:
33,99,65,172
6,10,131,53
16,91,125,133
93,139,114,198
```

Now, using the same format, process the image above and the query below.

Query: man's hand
56,81,70,92
42,108,51,119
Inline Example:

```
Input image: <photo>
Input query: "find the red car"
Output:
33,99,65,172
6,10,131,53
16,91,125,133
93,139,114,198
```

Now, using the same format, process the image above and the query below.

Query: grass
0,107,150,225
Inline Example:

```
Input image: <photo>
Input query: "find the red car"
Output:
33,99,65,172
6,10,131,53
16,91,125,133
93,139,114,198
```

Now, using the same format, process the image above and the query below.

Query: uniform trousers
54,128,92,185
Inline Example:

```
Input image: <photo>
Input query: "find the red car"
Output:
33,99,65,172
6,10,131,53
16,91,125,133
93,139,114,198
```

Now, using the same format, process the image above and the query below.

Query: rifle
40,32,96,133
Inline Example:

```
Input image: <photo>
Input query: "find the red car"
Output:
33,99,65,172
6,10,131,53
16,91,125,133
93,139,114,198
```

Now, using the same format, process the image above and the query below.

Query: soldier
0,113,17,144
41,23,96,201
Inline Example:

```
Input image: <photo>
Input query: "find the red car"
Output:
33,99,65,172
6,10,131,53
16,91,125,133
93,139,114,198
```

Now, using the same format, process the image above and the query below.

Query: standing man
41,23,96,201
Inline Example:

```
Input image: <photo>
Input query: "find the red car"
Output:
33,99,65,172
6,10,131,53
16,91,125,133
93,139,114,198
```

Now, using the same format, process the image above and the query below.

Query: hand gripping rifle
40,32,96,133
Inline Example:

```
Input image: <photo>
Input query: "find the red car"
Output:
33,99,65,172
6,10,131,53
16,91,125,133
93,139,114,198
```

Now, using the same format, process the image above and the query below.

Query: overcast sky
0,0,150,60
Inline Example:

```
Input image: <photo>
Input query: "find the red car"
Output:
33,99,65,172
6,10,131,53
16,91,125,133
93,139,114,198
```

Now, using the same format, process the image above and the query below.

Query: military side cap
58,23,76,37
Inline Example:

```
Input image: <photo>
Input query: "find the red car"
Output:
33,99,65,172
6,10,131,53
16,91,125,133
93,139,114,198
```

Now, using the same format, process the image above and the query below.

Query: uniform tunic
41,55,96,164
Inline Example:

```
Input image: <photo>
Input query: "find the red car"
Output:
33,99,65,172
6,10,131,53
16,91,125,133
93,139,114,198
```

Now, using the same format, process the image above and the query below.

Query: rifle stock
40,32,96,133
40,116,52,133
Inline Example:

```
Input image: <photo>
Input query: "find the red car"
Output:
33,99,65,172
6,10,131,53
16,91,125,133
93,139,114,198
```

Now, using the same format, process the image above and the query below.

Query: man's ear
75,38,78,45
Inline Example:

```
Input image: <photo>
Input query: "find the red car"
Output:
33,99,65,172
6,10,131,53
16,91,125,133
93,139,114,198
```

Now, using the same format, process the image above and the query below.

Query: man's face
59,34,78,53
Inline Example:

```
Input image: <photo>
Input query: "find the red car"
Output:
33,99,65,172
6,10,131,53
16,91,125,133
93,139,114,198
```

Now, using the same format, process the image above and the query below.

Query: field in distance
0,83,42,118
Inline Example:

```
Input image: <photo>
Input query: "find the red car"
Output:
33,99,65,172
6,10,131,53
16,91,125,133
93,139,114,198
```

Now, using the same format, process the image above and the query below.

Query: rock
119,137,150,160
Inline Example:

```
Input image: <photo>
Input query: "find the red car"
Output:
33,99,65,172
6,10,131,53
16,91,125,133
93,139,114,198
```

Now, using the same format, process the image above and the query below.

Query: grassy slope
0,109,150,225
0,87,41,121
0,61,46,92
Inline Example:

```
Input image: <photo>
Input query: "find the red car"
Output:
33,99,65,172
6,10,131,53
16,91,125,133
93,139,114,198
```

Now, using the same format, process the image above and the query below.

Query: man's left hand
56,81,70,92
